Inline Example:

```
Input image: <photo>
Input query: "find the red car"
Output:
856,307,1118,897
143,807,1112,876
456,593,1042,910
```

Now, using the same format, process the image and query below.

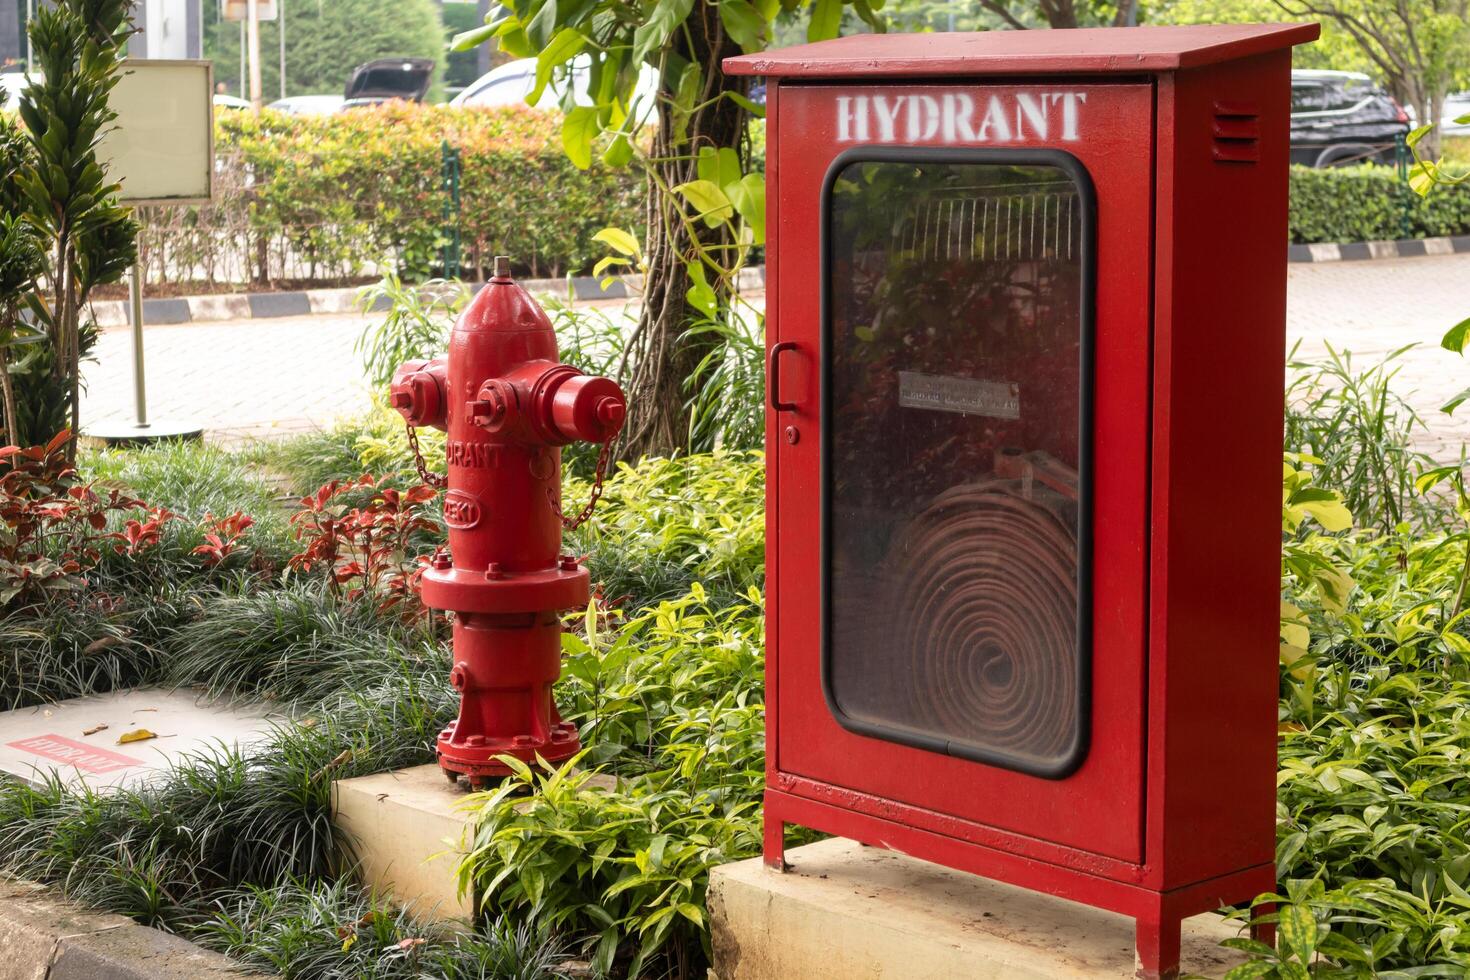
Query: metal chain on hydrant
550,438,615,530
404,420,448,490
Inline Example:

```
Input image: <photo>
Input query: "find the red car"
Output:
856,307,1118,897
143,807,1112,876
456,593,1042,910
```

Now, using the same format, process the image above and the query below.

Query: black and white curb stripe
1288,235,1470,262
89,266,769,328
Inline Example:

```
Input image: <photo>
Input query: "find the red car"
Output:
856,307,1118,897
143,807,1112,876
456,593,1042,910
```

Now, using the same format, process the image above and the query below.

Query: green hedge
137,104,644,287
1289,164,1470,244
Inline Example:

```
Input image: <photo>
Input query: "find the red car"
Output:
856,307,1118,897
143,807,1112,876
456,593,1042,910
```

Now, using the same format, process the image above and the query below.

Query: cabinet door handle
768,341,799,412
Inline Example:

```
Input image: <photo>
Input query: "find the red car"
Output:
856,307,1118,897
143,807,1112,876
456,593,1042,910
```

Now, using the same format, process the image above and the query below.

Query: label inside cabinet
897,371,1020,420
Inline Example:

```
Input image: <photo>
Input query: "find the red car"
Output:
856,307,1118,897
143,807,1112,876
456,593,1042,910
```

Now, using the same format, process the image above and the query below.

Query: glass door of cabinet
822,151,1093,778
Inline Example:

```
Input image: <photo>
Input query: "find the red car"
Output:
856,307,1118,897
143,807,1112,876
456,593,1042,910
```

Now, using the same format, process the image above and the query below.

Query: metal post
25,0,33,73
277,0,286,100
246,0,262,112
238,20,245,98
1395,132,1412,240
129,259,148,428
441,140,462,279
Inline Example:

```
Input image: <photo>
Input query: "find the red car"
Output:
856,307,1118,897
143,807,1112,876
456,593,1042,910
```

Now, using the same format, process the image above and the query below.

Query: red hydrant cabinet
390,259,625,787
727,24,1317,978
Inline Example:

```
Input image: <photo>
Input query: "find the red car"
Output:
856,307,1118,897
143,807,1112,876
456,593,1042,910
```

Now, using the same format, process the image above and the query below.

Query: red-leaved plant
193,511,255,567
287,475,438,617
0,430,146,609
121,506,175,556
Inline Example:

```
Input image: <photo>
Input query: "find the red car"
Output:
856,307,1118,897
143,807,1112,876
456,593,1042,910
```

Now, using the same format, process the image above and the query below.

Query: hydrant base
436,723,581,780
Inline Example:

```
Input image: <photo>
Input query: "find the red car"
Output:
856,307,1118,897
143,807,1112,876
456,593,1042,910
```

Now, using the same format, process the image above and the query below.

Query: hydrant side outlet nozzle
395,259,626,788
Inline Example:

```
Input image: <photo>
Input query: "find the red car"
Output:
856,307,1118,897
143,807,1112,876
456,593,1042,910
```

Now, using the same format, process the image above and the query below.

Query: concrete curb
1288,234,1470,262
0,876,266,980
90,266,768,329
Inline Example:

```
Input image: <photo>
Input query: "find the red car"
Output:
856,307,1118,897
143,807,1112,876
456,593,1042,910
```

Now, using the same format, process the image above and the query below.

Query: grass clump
199,879,568,980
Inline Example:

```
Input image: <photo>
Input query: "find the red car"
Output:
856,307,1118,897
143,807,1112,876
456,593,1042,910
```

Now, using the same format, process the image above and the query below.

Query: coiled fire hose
885,475,1080,764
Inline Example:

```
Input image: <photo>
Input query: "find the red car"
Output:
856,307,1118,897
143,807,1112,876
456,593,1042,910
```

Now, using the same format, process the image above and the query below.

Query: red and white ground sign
5,734,144,774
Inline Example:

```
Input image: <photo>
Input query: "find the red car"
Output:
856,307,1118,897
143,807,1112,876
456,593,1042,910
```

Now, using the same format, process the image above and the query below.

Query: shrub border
86,267,770,327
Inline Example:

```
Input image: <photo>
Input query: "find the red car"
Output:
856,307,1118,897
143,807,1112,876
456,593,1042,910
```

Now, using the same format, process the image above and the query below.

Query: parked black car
342,58,435,110
1290,69,1410,167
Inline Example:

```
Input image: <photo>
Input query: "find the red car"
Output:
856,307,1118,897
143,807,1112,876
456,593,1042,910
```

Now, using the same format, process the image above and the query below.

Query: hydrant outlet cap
550,374,626,444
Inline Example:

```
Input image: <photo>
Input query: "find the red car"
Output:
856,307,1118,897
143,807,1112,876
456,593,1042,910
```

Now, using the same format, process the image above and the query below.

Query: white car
213,93,253,112
267,94,346,116
452,56,658,118
1444,93,1470,137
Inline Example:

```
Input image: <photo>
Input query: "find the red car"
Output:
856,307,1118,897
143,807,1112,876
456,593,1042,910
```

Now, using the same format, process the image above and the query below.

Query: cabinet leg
1250,902,1277,949
763,812,787,871
1135,912,1182,980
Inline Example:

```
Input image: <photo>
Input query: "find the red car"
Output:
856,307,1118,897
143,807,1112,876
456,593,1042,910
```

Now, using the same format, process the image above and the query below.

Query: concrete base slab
81,420,205,447
333,763,617,924
0,688,283,792
708,839,1248,980
333,764,480,924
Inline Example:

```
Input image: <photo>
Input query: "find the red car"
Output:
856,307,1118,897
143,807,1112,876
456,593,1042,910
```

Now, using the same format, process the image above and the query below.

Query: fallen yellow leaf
117,728,157,744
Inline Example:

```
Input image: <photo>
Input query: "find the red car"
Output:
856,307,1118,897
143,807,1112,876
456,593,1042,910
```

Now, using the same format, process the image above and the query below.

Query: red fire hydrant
389,256,626,787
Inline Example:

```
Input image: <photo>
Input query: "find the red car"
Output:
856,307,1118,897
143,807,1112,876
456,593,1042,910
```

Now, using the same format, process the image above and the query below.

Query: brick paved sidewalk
1285,253,1469,461
79,253,1470,457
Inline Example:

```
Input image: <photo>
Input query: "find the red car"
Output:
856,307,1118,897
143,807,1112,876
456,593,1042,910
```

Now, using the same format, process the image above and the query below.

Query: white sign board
0,688,284,792
221,0,279,20
98,59,214,206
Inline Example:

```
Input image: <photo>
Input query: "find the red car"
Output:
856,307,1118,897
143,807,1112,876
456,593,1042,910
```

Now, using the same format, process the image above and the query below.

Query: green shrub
1289,164,1470,244
460,586,766,979
1285,345,1439,535
566,452,765,609
137,105,644,288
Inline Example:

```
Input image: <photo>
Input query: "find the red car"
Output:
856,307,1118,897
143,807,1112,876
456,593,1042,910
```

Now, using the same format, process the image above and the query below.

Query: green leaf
593,255,629,279
726,172,766,244
673,179,733,226
593,227,640,257
1277,962,1310,980
1415,466,1460,494
1442,386,1470,416
524,0,560,51
451,24,498,52
719,0,769,52
685,260,717,316
725,90,767,117
531,29,587,105
561,106,599,170
808,0,843,41
1406,123,1434,149
601,133,634,167
1408,160,1438,197
1278,903,1317,964
1222,962,1276,980
696,146,742,190
634,0,695,62
1442,316,1470,354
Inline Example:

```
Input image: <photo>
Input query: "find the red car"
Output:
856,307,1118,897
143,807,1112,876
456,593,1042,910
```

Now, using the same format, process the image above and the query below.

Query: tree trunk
0,313,18,447
615,2,747,462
